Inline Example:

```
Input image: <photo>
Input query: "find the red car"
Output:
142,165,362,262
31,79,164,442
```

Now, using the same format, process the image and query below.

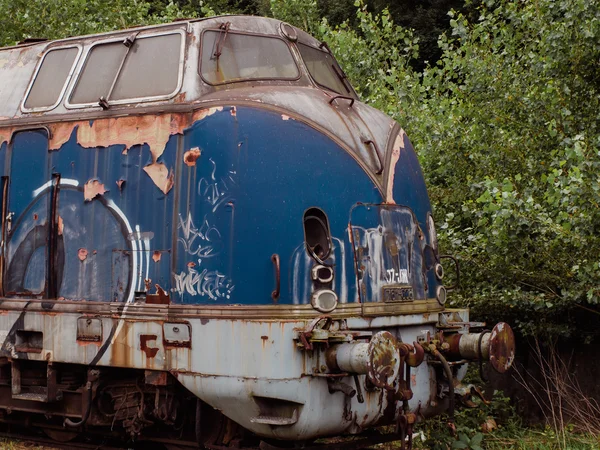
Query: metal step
250,409,298,426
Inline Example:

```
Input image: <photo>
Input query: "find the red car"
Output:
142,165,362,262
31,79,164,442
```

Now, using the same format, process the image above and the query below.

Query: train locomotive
0,15,515,449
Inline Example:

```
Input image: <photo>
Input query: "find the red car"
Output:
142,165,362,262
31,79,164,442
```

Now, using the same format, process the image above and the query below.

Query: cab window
200,30,299,84
297,43,350,95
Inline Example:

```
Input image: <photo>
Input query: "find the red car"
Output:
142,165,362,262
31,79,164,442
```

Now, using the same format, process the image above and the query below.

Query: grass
485,430,600,450
0,438,56,449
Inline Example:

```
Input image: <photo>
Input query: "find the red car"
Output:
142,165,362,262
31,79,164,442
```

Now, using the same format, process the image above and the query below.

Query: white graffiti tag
178,212,222,257
198,158,236,212
173,263,235,300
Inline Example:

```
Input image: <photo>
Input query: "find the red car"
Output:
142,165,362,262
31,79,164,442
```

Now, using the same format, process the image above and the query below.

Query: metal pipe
63,381,93,428
431,348,454,424
326,343,369,374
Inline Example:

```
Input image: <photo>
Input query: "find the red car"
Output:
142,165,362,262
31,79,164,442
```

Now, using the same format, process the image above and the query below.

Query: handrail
328,95,355,107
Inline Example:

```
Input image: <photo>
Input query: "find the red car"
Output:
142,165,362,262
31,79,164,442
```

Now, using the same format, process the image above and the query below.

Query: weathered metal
0,14,515,449
440,322,515,374
489,322,516,373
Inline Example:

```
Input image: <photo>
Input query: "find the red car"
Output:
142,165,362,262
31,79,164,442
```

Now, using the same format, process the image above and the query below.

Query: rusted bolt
320,365,328,373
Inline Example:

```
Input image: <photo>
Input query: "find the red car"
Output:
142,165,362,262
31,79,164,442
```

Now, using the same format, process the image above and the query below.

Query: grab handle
271,254,280,302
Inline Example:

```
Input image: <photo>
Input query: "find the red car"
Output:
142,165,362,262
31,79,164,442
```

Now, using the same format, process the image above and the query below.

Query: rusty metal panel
76,317,102,342
163,322,191,347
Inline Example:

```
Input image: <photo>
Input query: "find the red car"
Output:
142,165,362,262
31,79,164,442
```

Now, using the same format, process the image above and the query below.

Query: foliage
414,391,521,449
0,0,227,46
406,0,600,340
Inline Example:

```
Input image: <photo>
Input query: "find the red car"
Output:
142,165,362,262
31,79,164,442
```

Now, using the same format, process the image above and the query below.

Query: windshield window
70,32,182,105
201,30,299,84
297,43,350,95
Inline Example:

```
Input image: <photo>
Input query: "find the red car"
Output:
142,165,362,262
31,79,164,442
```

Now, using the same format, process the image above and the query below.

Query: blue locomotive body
0,16,513,448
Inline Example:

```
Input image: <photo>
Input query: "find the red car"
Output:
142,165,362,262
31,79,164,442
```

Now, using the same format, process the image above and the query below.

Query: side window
200,30,299,84
69,32,183,106
23,47,80,111
297,43,350,95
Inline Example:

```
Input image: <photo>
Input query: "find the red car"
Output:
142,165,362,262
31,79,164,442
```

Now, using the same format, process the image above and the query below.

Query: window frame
65,28,186,109
198,28,302,86
21,44,83,113
296,42,355,97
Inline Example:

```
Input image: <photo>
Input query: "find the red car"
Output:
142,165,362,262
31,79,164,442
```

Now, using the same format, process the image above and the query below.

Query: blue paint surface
1,106,437,305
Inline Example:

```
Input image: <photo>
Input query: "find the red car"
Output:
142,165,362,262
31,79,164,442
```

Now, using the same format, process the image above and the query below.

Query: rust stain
144,279,152,291
78,248,88,261
146,284,170,305
83,179,107,201
152,251,161,263
33,213,38,220
230,106,237,117
187,261,196,268
183,147,201,167
140,334,159,358
116,179,125,191
489,322,515,373
143,162,174,194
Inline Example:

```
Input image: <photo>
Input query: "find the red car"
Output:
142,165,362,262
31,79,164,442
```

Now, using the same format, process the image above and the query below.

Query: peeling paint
57,216,64,235
143,162,174,195
83,179,107,201
192,106,223,122
78,248,88,261
0,127,14,147
116,179,125,191
281,114,291,121
48,113,189,162
385,130,405,203
230,106,237,117
152,251,162,263
184,147,202,167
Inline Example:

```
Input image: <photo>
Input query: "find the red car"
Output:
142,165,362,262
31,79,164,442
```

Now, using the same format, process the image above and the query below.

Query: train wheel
43,427,78,442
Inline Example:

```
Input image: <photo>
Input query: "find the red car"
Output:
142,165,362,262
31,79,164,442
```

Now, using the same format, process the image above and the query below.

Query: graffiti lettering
178,213,222,257
173,263,234,300
198,159,236,212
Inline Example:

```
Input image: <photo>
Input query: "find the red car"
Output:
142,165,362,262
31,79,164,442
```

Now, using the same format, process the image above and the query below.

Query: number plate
382,285,414,303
